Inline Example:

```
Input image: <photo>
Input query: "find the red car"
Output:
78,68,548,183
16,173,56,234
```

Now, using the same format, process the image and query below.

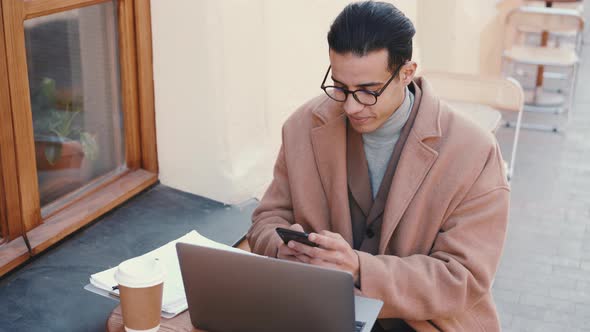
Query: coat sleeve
356,141,510,320
247,139,294,257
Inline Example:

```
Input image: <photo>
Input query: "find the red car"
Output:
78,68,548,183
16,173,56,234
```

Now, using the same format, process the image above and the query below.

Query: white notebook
86,230,256,318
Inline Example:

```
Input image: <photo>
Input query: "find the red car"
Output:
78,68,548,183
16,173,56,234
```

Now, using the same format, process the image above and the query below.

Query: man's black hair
327,1,416,72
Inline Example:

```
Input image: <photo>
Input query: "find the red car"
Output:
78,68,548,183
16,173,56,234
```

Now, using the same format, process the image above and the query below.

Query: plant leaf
44,143,62,165
80,132,99,161
40,78,56,105
61,110,78,137
49,128,65,138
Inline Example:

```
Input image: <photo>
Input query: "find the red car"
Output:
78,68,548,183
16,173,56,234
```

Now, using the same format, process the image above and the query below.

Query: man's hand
287,230,360,284
276,224,308,263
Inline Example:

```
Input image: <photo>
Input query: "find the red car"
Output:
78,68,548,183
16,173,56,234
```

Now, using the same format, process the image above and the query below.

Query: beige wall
151,0,514,204
417,0,523,76
151,0,417,203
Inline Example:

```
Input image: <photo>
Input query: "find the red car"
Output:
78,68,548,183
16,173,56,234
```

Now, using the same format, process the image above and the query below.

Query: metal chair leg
507,105,524,180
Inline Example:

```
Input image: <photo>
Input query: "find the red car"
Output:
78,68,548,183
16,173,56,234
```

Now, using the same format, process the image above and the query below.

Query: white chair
525,0,584,14
516,5,583,57
503,6,584,132
422,71,525,180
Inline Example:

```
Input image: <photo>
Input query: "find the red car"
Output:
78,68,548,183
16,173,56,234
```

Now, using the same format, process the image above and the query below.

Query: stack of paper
85,230,255,318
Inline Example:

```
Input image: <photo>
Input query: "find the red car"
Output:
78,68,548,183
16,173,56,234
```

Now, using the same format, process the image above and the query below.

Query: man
247,1,509,331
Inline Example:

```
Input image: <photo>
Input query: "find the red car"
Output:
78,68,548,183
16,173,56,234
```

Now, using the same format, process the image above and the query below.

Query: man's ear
401,61,417,85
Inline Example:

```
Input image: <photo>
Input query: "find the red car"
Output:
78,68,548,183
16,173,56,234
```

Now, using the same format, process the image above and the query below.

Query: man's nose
343,95,364,115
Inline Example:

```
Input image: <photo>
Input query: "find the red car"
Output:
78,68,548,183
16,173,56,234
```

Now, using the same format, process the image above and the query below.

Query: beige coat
247,78,510,331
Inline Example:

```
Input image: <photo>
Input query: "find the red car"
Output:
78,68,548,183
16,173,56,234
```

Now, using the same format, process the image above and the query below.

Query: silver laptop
176,242,383,332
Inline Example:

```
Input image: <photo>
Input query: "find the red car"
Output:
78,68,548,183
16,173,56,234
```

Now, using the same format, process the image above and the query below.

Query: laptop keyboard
355,321,366,332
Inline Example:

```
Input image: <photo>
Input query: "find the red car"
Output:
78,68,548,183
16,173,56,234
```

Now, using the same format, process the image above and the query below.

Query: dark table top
0,184,256,332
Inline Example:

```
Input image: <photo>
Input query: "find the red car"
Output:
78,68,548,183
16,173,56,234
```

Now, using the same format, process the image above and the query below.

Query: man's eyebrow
331,76,383,88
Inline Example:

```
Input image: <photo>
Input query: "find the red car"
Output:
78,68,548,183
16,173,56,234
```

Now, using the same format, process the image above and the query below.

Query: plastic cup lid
114,257,164,288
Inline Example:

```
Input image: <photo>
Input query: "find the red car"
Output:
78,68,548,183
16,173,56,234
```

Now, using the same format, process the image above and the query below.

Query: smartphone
275,227,319,247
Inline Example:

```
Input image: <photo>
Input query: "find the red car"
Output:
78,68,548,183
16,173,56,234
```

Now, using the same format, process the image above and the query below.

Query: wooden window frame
0,0,30,277
0,0,158,273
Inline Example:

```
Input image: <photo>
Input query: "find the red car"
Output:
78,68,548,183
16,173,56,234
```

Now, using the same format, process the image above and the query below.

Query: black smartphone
275,227,319,247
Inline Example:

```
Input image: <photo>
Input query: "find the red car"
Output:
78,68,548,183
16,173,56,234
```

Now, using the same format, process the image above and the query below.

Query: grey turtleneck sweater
362,86,414,198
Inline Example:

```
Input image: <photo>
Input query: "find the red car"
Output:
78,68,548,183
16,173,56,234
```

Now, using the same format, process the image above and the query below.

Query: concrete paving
492,42,590,331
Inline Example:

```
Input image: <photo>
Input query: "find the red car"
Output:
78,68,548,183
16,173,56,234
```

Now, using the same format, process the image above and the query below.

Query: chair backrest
504,6,585,57
421,71,524,113
524,0,584,13
506,6,584,33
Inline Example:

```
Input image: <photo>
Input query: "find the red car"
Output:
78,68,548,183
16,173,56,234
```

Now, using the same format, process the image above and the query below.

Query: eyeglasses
320,63,403,106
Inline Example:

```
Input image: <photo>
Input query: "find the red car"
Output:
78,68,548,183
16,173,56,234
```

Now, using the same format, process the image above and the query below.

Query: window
25,2,126,209
0,0,157,275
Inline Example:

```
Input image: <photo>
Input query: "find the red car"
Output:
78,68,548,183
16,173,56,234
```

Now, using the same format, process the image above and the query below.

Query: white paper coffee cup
115,257,164,332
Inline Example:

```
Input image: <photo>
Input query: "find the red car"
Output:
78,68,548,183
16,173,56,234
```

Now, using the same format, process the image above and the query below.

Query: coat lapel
378,79,442,253
347,121,373,217
308,78,442,253
310,111,354,246
378,135,438,253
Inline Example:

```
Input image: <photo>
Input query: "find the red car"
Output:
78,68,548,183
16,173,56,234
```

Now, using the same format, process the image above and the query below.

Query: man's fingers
295,254,311,264
288,240,343,263
296,255,338,270
277,243,301,259
288,241,317,256
276,224,302,255
290,224,304,232
308,233,341,250
280,255,303,263
319,230,342,239
309,258,341,271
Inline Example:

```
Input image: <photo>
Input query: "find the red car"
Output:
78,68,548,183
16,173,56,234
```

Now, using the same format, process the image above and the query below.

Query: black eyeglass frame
320,62,405,106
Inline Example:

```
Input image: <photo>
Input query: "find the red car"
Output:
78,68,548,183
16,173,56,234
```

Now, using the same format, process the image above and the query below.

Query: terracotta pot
35,137,85,171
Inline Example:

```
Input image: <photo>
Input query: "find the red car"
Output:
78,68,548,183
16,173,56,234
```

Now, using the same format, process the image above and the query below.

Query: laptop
176,242,383,332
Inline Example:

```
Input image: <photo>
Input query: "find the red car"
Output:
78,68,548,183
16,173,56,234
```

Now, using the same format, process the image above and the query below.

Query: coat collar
311,77,442,141
310,77,442,252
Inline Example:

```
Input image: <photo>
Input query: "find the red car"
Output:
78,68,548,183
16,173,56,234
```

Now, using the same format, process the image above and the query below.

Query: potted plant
32,77,99,171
